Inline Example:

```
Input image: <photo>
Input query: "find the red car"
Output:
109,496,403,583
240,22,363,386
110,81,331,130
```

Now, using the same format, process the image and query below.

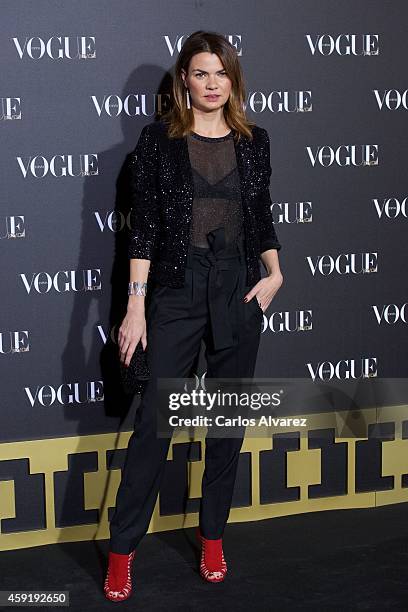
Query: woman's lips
205,95,220,101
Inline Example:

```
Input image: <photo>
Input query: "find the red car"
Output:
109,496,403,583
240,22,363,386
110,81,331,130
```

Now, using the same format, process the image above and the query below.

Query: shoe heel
104,549,136,602
197,529,227,583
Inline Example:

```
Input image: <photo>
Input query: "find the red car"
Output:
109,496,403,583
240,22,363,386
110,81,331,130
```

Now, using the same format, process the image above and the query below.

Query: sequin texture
127,120,281,288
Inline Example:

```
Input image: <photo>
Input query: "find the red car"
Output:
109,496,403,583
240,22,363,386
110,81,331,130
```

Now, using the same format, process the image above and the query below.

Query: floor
1,502,407,610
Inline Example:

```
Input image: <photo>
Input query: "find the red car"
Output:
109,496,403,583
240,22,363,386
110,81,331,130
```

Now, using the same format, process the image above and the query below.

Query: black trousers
109,228,263,553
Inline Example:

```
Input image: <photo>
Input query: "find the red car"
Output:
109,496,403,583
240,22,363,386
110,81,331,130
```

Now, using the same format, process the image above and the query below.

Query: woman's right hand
118,302,147,367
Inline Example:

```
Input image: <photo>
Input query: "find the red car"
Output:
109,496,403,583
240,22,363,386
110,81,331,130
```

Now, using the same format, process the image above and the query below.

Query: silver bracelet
128,281,147,296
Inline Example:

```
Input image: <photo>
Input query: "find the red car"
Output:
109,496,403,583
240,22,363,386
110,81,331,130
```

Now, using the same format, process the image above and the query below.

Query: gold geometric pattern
0,405,407,551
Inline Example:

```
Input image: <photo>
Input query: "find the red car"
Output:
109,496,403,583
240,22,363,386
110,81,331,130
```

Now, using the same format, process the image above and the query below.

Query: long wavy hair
161,30,255,142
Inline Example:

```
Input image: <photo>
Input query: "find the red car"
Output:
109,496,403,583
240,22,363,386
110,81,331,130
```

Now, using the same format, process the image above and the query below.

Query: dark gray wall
1,1,407,444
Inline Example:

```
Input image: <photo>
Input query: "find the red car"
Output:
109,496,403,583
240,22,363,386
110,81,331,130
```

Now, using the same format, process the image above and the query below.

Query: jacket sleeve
256,128,282,255
128,124,159,260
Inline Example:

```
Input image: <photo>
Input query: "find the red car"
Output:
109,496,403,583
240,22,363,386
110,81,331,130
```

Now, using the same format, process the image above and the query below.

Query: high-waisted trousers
109,227,263,554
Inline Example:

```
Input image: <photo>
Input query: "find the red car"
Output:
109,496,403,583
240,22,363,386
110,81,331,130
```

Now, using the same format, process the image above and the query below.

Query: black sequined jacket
127,119,282,288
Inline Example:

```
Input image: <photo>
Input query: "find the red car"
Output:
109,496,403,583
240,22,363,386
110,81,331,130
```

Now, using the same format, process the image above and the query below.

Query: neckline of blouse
189,130,233,142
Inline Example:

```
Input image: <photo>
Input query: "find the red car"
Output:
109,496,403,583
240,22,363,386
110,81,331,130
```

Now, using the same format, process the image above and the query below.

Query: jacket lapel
233,134,252,196
177,135,194,198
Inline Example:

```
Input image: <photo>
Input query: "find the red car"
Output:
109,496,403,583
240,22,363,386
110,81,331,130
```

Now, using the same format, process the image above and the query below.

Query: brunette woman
104,29,283,601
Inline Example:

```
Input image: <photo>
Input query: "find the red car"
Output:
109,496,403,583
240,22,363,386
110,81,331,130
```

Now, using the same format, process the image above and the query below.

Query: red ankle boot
104,549,136,601
196,527,227,583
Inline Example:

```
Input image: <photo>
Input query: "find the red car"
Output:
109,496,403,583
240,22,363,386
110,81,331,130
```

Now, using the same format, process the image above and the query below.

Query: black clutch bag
114,326,150,395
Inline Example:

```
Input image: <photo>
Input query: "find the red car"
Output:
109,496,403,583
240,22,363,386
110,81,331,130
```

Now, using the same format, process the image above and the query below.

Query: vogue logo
164,34,242,57
0,331,29,354
306,145,379,167
91,94,170,117
20,269,102,293
307,357,378,381
97,323,119,345
0,215,25,239
372,303,408,325
373,197,408,218
25,381,104,407
305,34,379,56
16,155,98,177
373,89,408,110
1,97,21,120
94,210,131,232
92,90,313,116
244,90,312,113
274,201,313,224
263,310,313,333
307,253,378,275
12,36,96,59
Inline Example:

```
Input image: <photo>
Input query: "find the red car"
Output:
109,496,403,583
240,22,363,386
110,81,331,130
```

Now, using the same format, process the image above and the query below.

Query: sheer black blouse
186,130,244,248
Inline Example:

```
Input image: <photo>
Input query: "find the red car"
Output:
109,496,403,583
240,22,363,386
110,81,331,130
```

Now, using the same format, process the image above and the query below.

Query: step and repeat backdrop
1,1,407,550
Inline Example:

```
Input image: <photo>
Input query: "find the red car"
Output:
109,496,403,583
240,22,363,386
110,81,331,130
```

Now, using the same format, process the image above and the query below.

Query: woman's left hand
244,271,283,312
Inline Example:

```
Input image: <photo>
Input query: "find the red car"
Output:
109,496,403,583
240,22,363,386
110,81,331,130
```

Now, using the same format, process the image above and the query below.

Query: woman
104,30,283,602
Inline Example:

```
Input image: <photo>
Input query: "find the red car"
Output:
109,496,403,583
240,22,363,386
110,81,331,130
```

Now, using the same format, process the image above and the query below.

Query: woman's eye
195,72,227,78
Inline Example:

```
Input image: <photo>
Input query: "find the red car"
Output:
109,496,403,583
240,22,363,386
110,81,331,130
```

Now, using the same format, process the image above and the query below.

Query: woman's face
181,52,232,112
